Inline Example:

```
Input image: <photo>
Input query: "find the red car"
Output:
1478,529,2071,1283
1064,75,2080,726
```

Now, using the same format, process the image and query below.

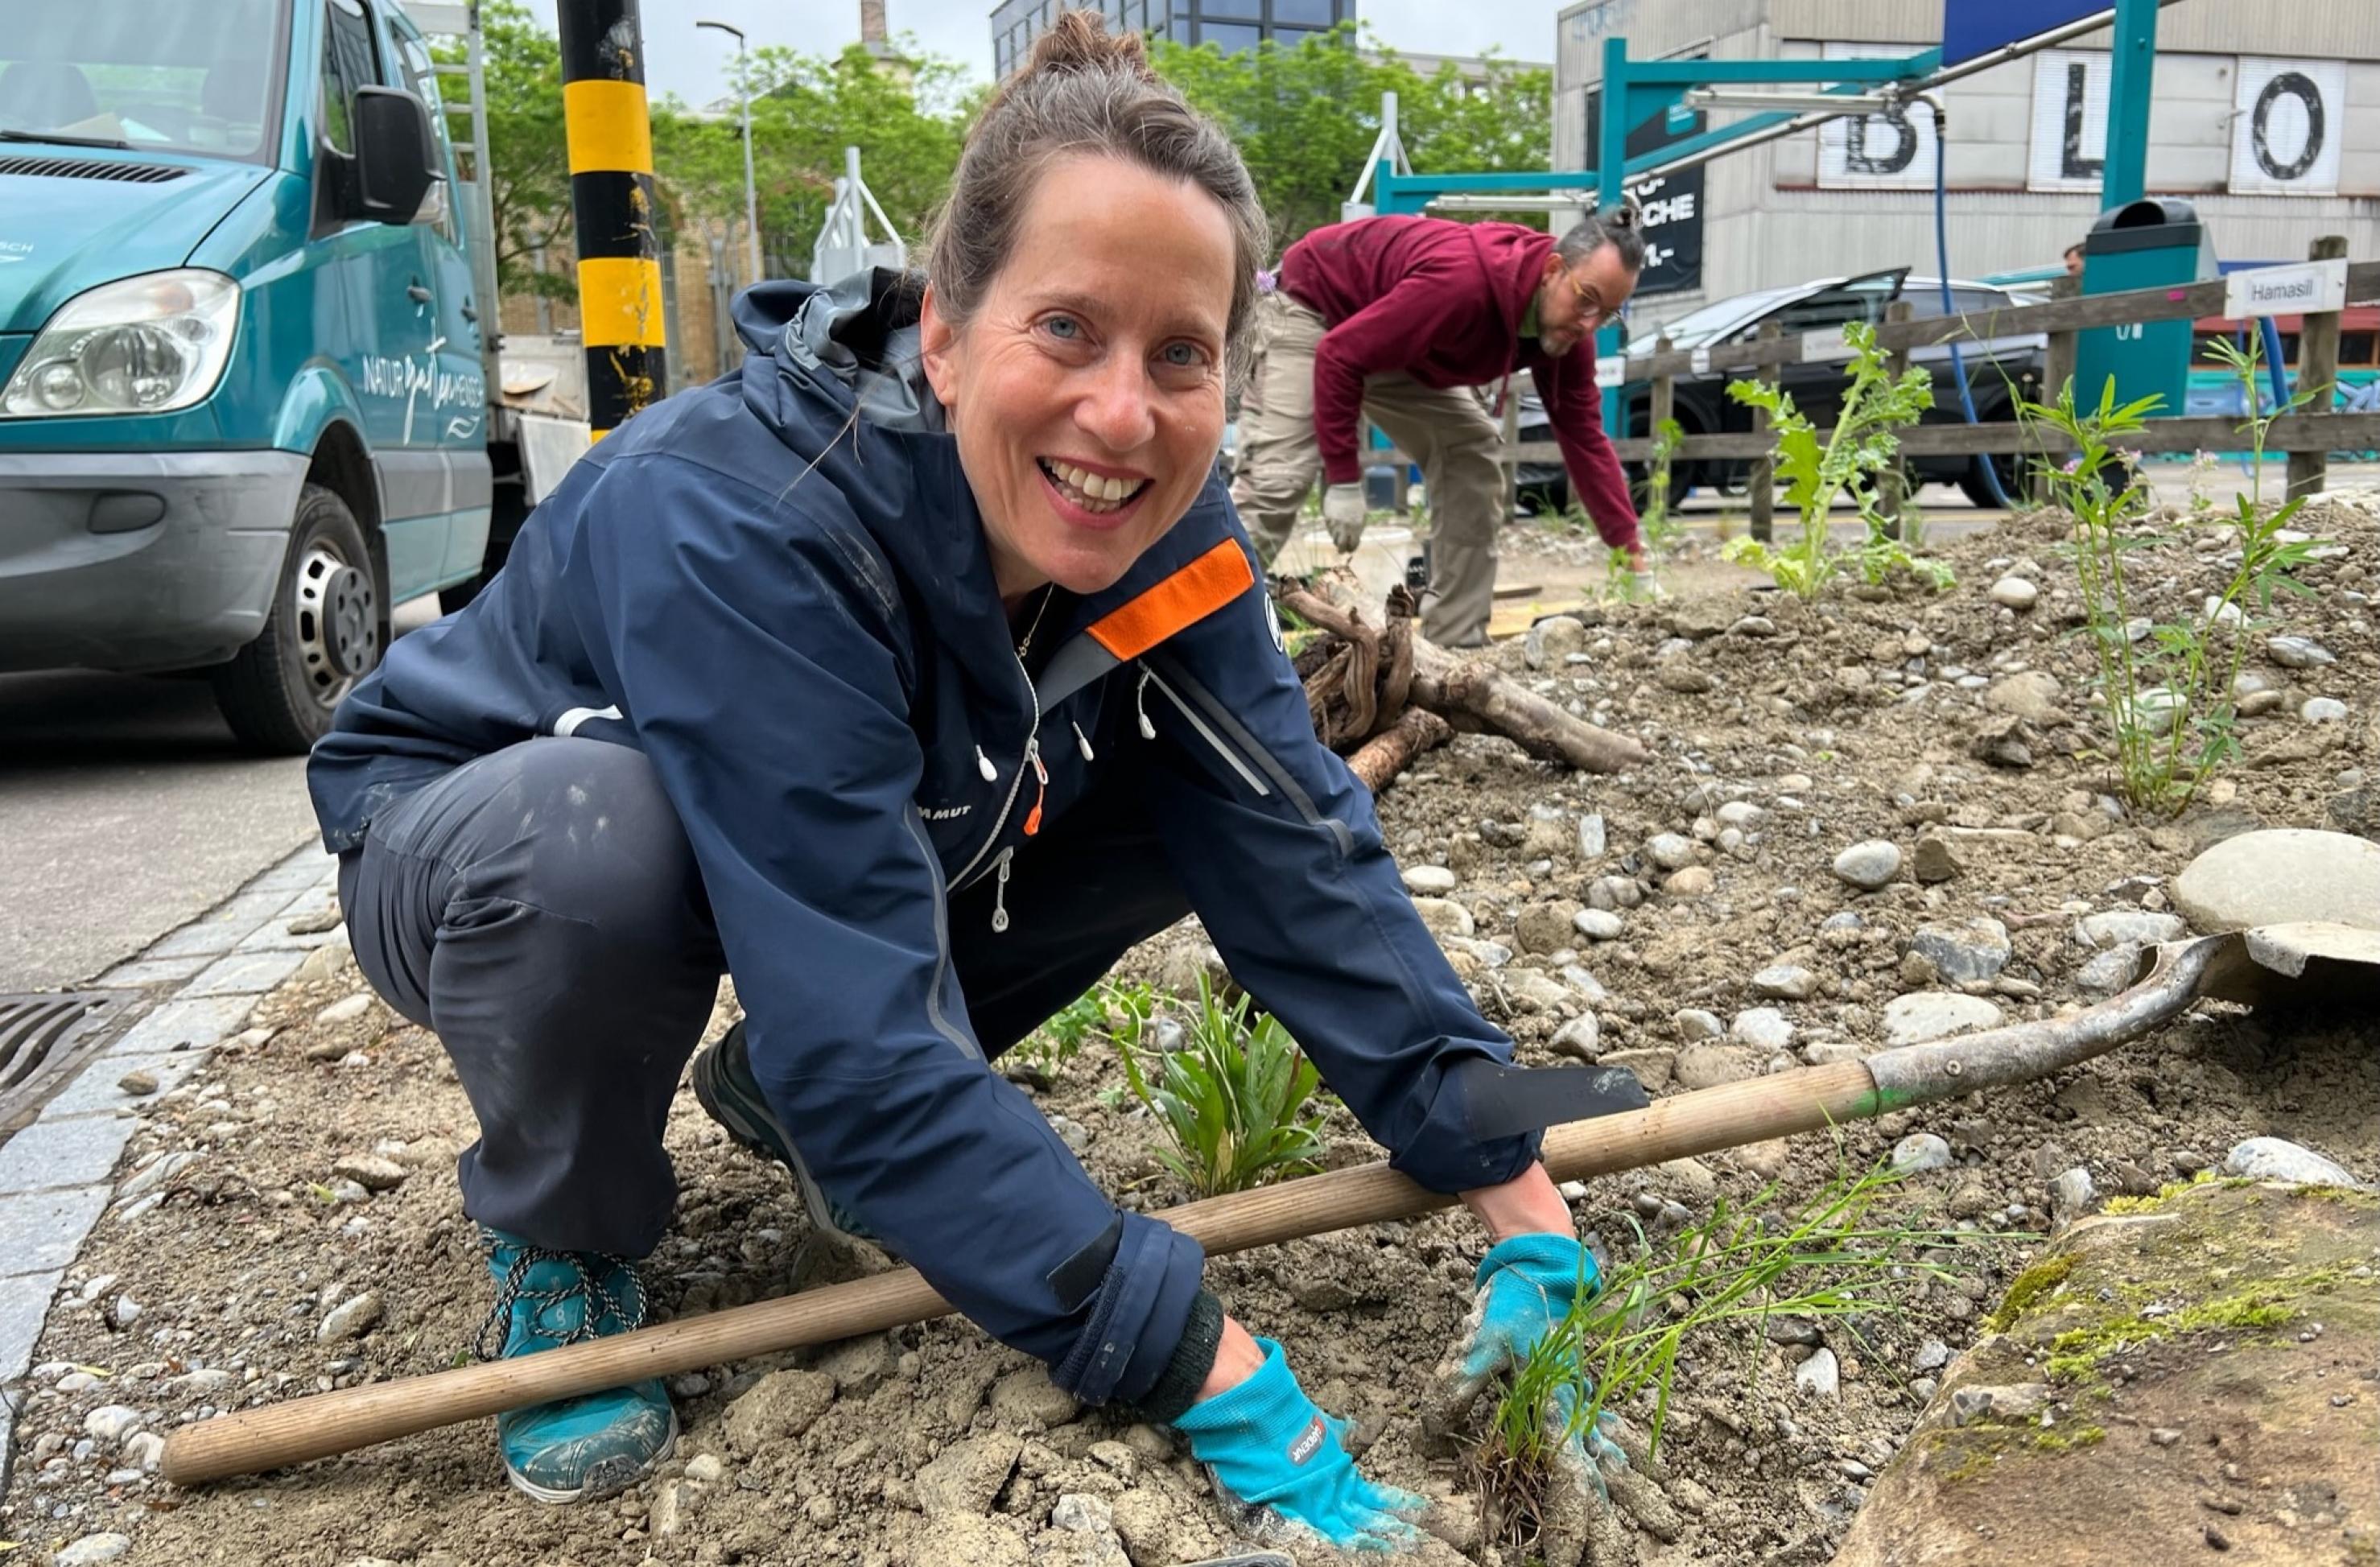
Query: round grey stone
1577,814,1608,860
1793,1346,1841,1400
1890,1132,1953,1175
1831,840,1902,891
53,1536,133,1567
1572,907,1624,941
1751,963,1820,1000
2303,697,2349,724
2268,635,2334,669
2223,1137,2363,1188
2077,943,2144,996
317,1290,385,1343
2172,829,2380,934
1524,616,1590,670
1728,1007,1796,1051
82,1405,142,1444
1648,832,1697,872
1673,1008,1724,1042
1401,864,1459,896
1988,576,2039,611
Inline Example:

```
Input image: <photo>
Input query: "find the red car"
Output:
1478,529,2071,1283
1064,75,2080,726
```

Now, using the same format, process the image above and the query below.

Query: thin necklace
1013,584,1055,664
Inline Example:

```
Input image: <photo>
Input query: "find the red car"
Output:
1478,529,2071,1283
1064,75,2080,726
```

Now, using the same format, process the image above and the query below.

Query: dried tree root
1409,649,1648,775
1347,707,1453,791
1282,582,1650,776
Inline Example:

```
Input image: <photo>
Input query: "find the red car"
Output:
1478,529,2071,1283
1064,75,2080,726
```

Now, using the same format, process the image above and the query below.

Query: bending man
1233,209,1649,646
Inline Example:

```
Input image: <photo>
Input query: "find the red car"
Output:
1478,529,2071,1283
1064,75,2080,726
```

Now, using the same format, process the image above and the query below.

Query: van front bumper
0,450,309,674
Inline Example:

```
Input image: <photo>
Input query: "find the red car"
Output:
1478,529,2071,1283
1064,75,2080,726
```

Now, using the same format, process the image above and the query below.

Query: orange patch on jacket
1085,539,1255,662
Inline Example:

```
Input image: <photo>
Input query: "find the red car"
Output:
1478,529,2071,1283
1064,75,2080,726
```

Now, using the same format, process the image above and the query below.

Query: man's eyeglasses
1561,269,1615,329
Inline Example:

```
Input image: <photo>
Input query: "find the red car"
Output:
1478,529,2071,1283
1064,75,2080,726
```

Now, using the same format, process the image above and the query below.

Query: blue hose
2257,315,2291,409
1932,102,2015,509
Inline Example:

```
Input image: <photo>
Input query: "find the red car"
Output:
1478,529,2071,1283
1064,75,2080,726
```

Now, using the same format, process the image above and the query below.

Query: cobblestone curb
0,844,341,1495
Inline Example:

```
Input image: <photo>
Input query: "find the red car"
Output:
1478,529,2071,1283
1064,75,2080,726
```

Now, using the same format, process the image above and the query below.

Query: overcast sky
515,1,1561,106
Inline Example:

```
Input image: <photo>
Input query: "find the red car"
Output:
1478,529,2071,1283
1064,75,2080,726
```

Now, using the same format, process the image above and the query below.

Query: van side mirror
349,86,439,225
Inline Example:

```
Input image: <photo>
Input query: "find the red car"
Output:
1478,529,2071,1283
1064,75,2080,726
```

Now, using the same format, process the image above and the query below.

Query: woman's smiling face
921,153,1237,603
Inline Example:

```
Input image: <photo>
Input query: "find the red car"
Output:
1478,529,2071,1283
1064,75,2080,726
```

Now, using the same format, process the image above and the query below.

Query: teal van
0,0,502,751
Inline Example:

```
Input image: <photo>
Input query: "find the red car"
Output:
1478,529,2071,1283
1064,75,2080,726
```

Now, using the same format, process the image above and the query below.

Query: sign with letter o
2231,58,2344,196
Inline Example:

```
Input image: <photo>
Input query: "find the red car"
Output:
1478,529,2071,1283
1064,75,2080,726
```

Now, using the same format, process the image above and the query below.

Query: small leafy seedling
1633,415,1688,557
1115,977,1327,1198
1010,979,1154,1078
2022,369,2324,815
1722,322,1950,597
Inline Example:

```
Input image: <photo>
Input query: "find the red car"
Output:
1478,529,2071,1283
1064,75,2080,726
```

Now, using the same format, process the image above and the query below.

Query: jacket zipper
1141,664,1272,798
989,847,1016,932
951,646,1045,899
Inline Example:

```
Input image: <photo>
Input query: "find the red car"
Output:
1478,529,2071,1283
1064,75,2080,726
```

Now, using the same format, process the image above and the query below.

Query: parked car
0,0,574,753
1517,268,2047,514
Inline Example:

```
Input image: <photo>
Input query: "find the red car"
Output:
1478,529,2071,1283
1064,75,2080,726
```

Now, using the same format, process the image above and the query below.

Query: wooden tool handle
163,1062,1876,1485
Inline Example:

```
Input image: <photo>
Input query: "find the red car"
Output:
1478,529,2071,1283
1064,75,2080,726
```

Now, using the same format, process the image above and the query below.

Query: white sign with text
2225,258,2349,320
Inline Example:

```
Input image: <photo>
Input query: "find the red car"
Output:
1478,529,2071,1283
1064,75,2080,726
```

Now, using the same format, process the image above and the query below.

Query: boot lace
474,1244,650,1363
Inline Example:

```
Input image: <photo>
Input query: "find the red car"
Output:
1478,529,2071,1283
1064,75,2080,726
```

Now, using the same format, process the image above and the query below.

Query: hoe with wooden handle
161,923,2373,1486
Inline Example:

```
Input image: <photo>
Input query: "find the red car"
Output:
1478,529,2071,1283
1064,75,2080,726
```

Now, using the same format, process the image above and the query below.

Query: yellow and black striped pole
559,0,664,439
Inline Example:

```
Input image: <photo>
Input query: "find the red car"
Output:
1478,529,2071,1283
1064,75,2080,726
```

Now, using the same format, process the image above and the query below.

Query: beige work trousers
1229,293,1507,648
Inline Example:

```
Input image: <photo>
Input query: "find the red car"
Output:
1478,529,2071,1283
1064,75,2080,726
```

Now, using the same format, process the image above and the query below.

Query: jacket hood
1463,223,1558,344
726,270,1021,675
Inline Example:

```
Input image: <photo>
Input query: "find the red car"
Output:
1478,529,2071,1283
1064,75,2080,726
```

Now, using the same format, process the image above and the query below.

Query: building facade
1552,0,2379,327
992,0,1355,80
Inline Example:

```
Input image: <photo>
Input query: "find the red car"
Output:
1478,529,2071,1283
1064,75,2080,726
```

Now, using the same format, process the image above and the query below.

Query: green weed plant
1010,979,1155,1078
2022,363,2323,815
1474,1156,1980,1550
1115,978,1328,1198
1722,322,1951,597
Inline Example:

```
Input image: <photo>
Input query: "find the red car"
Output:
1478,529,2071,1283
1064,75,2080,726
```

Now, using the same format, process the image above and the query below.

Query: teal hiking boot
477,1228,676,1503
692,1021,876,1243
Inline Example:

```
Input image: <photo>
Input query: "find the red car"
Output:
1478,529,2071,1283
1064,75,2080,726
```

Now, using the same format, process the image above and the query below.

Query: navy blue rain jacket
309,272,1537,1409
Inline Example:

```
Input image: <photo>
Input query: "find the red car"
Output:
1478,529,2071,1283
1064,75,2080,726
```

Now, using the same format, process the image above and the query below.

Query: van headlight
2,270,241,418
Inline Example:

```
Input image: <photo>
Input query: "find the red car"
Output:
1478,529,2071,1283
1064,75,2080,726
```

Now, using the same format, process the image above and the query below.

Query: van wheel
212,484,381,753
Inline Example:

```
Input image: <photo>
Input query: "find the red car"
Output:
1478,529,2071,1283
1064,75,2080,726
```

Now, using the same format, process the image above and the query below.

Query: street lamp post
697,19,764,287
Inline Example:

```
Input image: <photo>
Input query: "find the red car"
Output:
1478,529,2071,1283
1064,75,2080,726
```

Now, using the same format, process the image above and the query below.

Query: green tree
651,41,977,275
1149,24,1556,254
431,0,571,299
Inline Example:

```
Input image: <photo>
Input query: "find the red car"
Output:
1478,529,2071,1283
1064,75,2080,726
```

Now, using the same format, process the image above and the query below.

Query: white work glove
1632,571,1668,603
1322,483,1368,555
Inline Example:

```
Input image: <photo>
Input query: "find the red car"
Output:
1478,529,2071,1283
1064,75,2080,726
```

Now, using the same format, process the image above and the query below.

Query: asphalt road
0,597,442,996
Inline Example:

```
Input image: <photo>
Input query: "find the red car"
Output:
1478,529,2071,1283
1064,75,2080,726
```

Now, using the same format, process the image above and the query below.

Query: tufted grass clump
1471,1153,1981,1554
1113,977,1327,1198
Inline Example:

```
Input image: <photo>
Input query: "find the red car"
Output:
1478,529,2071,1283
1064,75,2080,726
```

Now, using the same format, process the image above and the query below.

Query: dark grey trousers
339,736,1190,1258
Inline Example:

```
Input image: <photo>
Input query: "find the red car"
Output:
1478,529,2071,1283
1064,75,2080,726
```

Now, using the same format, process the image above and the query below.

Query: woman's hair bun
1603,201,1640,231
1023,10,1157,83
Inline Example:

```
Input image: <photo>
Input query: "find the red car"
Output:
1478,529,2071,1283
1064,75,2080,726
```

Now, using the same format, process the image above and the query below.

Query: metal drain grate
0,992,122,1136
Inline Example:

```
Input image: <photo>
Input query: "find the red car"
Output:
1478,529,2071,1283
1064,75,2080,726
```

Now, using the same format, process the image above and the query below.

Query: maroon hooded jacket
1277,215,1640,552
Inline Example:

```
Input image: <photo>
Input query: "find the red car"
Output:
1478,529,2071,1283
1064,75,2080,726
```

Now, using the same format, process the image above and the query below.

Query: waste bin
2074,198,2219,416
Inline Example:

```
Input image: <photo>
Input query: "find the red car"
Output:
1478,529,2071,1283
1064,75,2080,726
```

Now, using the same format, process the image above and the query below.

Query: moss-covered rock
1831,1178,2379,1565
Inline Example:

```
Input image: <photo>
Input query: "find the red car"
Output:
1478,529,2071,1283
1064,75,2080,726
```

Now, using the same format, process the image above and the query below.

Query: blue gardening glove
1172,1338,1427,1554
1429,1234,1681,1567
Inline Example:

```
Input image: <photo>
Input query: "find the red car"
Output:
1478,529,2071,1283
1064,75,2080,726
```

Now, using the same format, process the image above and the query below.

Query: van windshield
0,0,288,162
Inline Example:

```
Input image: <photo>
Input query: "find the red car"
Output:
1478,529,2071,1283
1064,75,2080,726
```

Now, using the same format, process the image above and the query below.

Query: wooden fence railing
1367,240,2377,542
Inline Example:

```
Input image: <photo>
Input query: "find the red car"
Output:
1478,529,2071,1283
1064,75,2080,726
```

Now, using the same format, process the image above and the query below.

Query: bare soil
6,494,2378,1567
